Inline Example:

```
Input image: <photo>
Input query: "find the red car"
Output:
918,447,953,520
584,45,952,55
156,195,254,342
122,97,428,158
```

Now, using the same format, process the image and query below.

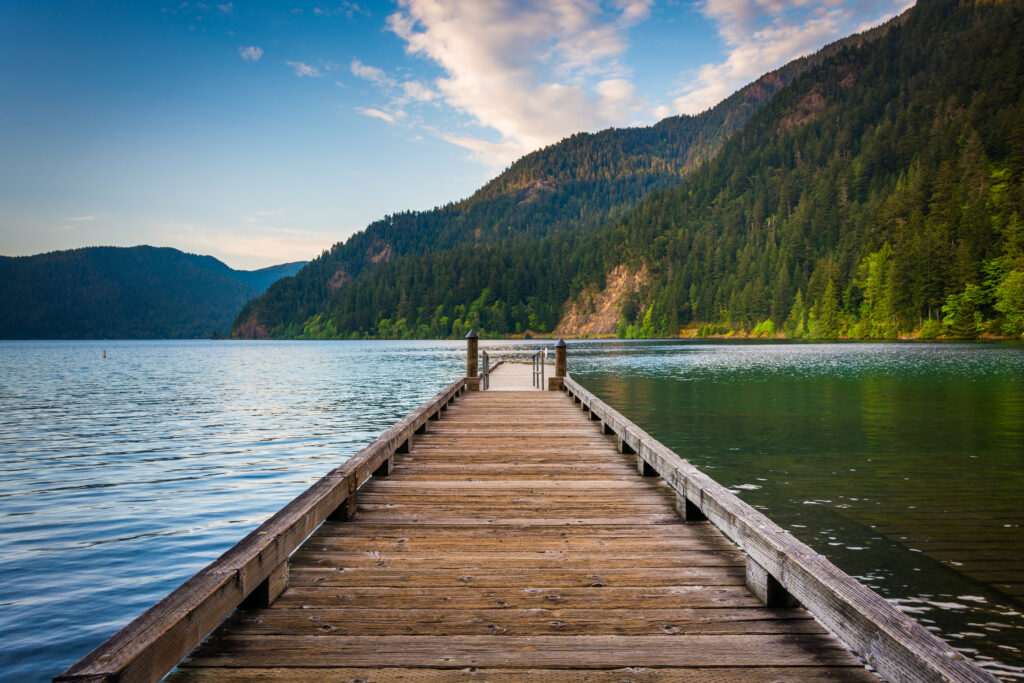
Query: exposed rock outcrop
554,264,648,336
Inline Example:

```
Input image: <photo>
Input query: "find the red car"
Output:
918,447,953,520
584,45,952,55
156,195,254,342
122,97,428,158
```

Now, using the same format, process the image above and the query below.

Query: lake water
0,339,1022,680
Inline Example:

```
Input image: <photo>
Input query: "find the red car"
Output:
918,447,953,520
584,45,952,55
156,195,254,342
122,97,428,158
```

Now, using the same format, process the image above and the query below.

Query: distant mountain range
235,0,1024,341
0,246,305,339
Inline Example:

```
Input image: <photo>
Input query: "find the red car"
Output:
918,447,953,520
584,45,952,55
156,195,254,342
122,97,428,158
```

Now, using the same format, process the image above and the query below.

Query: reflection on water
568,340,1024,680
0,339,1021,680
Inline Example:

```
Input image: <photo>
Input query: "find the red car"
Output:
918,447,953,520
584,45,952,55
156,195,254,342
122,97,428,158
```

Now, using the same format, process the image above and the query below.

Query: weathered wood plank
217,607,819,636
180,633,866,668
286,566,747,588
332,514,686,526
288,550,746,569
167,666,878,682
270,585,767,610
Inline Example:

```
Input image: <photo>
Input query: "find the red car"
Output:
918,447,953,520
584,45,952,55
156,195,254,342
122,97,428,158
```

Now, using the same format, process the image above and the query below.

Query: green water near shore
565,339,1024,679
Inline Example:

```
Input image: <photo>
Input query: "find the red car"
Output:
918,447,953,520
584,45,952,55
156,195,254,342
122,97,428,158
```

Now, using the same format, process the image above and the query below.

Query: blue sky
0,0,911,269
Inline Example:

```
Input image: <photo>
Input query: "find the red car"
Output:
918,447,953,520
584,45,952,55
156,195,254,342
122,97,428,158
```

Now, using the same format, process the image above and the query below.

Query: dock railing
55,378,467,683
562,372,995,683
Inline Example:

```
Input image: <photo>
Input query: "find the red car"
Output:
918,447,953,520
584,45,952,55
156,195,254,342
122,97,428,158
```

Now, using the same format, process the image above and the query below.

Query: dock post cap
465,330,478,339
555,339,566,347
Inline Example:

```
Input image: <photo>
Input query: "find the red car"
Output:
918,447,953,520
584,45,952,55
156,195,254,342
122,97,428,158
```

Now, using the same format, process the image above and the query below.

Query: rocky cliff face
554,264,648,337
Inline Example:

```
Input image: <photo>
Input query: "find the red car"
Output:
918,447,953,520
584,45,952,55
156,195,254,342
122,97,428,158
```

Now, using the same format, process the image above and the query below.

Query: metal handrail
531,349,545,388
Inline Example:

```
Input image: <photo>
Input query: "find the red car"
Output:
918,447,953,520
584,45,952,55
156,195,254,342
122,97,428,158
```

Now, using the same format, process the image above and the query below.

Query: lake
0,339,1021,680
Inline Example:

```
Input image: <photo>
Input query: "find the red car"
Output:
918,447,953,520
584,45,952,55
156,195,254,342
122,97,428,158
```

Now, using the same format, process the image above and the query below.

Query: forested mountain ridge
591,0,1024,340
231,22,898,339
275,0,1024,341
0,246,304,339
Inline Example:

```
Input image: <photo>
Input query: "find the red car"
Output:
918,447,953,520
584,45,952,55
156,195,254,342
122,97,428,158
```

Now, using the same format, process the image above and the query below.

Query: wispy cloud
286,61,323,78
349,59,439,125
239,45,263,62
67,215,96,222
363,0,652,166
357,107,402,124
656,0,913,117
401,80,436,102
351,59,396,87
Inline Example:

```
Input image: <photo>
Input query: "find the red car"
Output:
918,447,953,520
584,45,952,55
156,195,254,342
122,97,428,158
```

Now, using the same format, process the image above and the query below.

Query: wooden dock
57,341,997,682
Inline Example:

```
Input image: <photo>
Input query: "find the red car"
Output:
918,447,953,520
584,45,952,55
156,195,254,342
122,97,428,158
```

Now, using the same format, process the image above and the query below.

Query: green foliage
751,319,776,337
942,283,986,338
853,244,896,338
918,319,944,340
995,270,1024,336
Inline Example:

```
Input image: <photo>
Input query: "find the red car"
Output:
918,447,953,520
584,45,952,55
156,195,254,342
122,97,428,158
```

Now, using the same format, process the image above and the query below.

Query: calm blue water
1,339,1022,680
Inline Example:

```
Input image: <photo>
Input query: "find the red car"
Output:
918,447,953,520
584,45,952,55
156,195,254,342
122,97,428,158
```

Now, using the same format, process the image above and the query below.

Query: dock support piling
373,456,394,477
746,556,797,608
328,492,358,522
241,560,289,610
675,492,707,521
548,339,566,390
465,330,480,391
637,455,657,477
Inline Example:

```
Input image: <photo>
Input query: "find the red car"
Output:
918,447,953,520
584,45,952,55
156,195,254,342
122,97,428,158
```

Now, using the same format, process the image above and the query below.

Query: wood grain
167,386,876,682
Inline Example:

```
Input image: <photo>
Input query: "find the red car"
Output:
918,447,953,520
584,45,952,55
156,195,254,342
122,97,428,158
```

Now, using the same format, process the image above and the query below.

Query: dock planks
169,390,874,681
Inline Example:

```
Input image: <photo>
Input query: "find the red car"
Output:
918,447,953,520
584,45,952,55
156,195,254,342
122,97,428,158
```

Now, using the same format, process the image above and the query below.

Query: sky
0,0,912,270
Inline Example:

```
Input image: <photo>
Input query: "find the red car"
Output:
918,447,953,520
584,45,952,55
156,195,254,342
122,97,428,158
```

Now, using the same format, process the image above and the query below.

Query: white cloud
287,61,323,78
659,0,913,116
613,0,653,25
217,2,233,13
351,59,396,87
239,45,263,62
379,0,652,165
67,215,96,222
357,107,402,124
402,80,436,101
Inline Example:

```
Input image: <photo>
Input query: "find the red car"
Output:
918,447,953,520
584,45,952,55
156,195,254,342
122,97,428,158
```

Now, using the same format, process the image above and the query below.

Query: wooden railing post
465,330,480,391
548,338,566,390
241,560,289,610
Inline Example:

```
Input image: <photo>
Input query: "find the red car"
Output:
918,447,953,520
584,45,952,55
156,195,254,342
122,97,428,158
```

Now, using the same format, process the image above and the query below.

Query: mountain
248,0,1024,341
232,24,895,339
0,246,305,339
574,0,1024,340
